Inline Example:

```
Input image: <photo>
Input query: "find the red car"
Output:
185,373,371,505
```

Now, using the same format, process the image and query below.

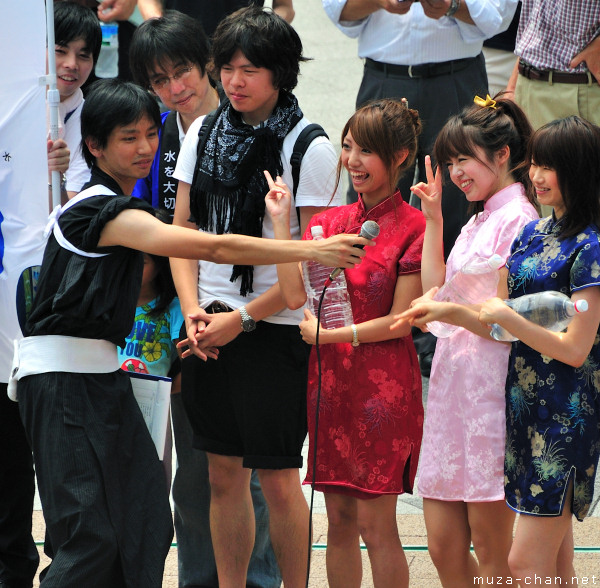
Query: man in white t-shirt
129,11,283,588
172,7,340,587
50,2,101,199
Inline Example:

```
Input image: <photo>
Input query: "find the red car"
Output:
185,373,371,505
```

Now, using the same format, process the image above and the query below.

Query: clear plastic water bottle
302,226,354,330
95,22,119,78
427,254,505,338
490,291,588,342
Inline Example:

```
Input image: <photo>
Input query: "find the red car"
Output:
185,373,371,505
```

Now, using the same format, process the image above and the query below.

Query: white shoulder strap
44,184,117,258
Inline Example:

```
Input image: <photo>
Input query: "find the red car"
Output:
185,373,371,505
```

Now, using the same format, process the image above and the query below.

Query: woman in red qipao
266,99,425,588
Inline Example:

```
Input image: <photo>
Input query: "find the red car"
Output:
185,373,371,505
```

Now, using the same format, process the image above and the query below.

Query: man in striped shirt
509,0,600,129
507,0,599,217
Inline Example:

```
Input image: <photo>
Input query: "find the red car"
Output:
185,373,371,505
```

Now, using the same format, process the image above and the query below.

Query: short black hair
527,116,600,238
210,6,308,92
54,1,102,65
129,10,211,90
81,79,161,167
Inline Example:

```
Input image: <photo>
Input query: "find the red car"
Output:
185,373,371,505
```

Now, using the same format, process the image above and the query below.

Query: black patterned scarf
189,91,303,296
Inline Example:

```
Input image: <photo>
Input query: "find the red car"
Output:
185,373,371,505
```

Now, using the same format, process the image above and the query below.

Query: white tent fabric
0,1,49,381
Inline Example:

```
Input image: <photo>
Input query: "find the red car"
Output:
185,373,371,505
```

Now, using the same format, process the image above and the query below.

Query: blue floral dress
504,216,600,520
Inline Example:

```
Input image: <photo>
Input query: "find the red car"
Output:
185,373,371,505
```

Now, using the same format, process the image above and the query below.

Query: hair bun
408,108,422,136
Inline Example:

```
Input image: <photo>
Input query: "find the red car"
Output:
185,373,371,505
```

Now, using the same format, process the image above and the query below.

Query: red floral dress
303,192,425,498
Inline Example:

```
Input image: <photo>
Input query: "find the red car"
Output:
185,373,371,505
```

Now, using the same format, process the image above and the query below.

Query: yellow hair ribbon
473,94,497,110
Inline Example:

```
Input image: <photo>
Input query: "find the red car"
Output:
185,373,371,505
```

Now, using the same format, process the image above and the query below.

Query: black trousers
0,384,39,588
18,372,173,588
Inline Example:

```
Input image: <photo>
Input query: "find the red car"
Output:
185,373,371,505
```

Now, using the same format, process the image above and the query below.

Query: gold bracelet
351,323,360,347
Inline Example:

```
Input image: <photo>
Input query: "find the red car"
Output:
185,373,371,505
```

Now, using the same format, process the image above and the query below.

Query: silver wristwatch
239,306,256,332
445,0,460,18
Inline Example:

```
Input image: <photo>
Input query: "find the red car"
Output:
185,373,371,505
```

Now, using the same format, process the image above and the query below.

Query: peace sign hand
264,169,292,224
410,155,443,222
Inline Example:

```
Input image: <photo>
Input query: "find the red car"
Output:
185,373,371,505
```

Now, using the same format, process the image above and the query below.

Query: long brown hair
335,99,421,198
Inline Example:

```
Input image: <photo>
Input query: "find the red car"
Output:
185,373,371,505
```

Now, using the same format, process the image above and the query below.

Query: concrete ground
29,511,600,587
31,0,600,586
30,458,600,587
30,377,600,585
30,376,600,586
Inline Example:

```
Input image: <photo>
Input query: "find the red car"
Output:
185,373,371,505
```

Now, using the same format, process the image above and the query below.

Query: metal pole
46,0,61,209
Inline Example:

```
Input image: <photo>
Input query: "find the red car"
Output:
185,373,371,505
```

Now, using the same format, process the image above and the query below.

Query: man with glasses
129,11,219,215
129,11,282,588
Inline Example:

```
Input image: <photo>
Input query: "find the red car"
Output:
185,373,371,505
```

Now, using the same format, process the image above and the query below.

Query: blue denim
171,394,281,588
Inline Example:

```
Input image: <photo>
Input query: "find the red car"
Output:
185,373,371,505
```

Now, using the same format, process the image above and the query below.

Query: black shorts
181,321,310,469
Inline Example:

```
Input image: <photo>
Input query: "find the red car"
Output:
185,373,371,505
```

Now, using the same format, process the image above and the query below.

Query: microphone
326,220,380,284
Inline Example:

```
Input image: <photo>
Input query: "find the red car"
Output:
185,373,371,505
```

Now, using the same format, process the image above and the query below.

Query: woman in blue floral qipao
478,116,600,582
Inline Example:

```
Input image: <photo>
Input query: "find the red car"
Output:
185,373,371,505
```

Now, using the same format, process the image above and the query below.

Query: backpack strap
290,123,329,198
195,103,225,160
290,123,329,227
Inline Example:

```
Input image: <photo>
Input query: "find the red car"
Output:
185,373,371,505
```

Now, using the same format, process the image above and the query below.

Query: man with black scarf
171,7,341,587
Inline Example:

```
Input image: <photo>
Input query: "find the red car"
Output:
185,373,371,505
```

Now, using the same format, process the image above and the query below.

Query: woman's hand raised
410,155,443,223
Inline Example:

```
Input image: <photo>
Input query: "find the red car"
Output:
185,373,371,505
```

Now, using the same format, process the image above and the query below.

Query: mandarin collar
484,182,526,214
356,190,403,224
543,211,564,235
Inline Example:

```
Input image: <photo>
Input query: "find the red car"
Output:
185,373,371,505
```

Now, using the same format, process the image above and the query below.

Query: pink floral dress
303,192,425,498
417,183,538,501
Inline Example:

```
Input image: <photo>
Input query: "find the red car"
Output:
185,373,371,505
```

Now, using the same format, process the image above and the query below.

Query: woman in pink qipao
406,95,539,586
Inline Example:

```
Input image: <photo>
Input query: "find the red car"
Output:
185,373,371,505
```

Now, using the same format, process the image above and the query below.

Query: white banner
0,1,49,380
